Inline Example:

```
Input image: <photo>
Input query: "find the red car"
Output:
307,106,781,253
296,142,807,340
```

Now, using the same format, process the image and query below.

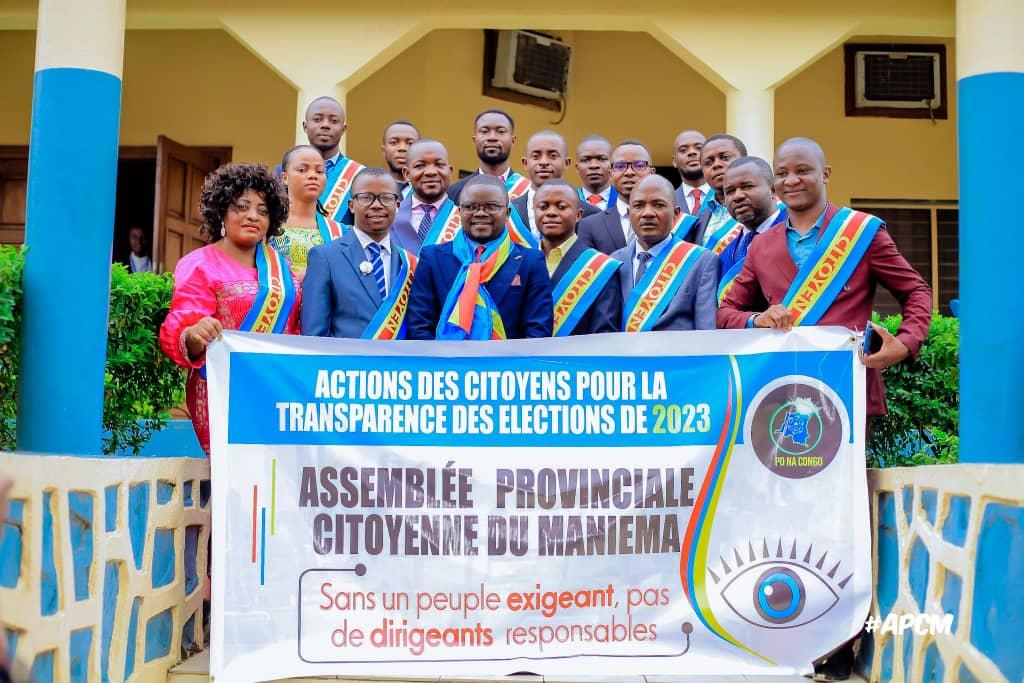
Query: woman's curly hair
198,163,289,242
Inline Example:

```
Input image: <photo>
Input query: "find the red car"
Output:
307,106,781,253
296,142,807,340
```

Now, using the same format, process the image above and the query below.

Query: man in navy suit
536,180,621,335
719,156,784,275
408,175,553,339
612,175,719,331
301,168,413,338
682,134,747,246
576,140,654,255
391,139,455,255
511,130,599,238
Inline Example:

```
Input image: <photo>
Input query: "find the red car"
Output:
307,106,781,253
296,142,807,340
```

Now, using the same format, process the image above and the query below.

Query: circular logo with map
746,378,846,479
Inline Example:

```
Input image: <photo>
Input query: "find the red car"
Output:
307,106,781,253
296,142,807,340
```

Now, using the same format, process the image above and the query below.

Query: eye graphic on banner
713,539,853,630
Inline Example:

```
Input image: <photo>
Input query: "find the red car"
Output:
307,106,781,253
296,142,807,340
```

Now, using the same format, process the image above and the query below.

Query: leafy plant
868,313,959,467
0,245,25,450
0,247,185,454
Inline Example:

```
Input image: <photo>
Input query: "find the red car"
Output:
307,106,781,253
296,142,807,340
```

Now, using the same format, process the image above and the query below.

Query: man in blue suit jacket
301,168,412,338
612,175,719,331
407,175,553,339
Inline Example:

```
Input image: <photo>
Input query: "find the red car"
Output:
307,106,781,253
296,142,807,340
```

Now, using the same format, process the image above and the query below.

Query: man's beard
386,160,404,175
681,167,704,183
479,148,510,166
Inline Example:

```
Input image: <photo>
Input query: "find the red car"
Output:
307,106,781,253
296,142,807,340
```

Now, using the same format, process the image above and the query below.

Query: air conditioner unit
853,48,943,110
492,30,571,101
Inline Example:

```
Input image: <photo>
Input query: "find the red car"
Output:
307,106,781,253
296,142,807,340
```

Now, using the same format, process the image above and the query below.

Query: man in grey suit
391,139,456,255
611,175,719,331
511,130,599,238
301,168,412,338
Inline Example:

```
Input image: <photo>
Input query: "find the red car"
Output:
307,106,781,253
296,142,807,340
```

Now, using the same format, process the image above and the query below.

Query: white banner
207,328,870,682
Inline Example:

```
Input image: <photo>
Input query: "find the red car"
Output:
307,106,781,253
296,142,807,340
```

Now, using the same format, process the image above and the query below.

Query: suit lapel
603,209,626,250
489,246,524,305
341,231,384,306
619,243,636,303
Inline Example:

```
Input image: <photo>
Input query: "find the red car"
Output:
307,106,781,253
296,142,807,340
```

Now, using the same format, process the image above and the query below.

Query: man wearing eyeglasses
408,174,553,340
577,140,654,254
301,168,418,339
512,130,600,237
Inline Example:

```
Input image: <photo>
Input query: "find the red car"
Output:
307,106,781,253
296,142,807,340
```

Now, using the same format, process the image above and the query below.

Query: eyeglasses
352,192,400,207
459,202,507,214
611,160,650,172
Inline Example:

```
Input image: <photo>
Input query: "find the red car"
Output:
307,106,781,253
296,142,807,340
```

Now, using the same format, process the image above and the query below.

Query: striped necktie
417,205,435,242
635,250,653,285
366,242,387,298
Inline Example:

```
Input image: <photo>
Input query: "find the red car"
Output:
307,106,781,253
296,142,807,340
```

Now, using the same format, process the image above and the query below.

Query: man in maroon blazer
718,137,932,419
720,137,931,681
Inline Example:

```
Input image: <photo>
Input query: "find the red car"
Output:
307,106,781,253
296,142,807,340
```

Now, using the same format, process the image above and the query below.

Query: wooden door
153,136,230,273
0,153,28,245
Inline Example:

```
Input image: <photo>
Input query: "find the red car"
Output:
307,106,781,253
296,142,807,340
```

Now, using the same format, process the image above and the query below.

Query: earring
220,225,225,237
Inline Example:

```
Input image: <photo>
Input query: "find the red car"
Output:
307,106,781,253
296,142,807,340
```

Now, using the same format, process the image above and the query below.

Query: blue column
957,1,1024,463
17,0,126,455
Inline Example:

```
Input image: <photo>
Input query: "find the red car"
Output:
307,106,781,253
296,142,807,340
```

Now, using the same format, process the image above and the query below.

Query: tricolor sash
199,243,297,379
400,183,413,201
436,229,513,340
506,204,540,249
704,218,743,255
782,207,882,326
505,172,531,201
320,156,365,222
552,249,621,337
622,238,706,333
419,198,463,249
315,213,346,244
362,247,418,340
716,208,788,304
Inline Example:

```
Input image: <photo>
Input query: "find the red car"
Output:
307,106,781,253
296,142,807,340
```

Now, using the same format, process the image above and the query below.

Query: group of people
158,98,932,448
155,95,933,680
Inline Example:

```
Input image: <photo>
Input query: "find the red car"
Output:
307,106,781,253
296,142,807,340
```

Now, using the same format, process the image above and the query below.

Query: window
850,201,958,316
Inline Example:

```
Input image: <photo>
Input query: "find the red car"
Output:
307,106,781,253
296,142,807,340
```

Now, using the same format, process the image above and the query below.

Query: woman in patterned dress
270,145,345,276
159,164,300,455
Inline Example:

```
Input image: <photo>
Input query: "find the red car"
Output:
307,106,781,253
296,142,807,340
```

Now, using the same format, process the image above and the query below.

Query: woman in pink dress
160,163,301,455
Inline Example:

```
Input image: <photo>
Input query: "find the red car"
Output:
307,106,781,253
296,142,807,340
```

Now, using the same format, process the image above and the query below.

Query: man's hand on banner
753,304,794,331
859,321,909,369
185,316,224,360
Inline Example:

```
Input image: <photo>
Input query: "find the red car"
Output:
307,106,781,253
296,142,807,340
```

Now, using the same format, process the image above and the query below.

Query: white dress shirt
616,197,634,244
583,185,613,212
353,228,392,294
681,182,712,213
526,186,538,236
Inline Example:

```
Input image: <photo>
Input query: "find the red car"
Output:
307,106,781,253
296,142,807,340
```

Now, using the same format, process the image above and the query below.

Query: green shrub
868,313,959,467
0,246,185,454
0,245,24,450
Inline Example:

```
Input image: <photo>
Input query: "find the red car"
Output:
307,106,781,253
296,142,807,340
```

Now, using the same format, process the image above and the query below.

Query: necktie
417,205,435,242
635,250,653,285
325,158,336,175
366,242,387,298
690,188,703,215
475,245,485,263
587,193,602,206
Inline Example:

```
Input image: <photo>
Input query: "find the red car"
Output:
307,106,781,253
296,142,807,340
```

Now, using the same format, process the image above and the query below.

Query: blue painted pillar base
958,72,1024,463
17,67,122,455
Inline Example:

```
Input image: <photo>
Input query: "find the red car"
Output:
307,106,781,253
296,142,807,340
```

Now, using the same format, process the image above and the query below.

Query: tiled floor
168,651,868,683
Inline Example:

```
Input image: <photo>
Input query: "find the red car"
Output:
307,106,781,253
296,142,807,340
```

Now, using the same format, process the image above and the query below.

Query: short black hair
351,166,399,193
280,144,321,172
473,108,515,131
535,178,576,194
199,163,288,243
727,156,774,185
613,139,652,159
382,119,420,140
526,130,568,155
462,173,508,200
704,134,748,157
304,96,343,118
